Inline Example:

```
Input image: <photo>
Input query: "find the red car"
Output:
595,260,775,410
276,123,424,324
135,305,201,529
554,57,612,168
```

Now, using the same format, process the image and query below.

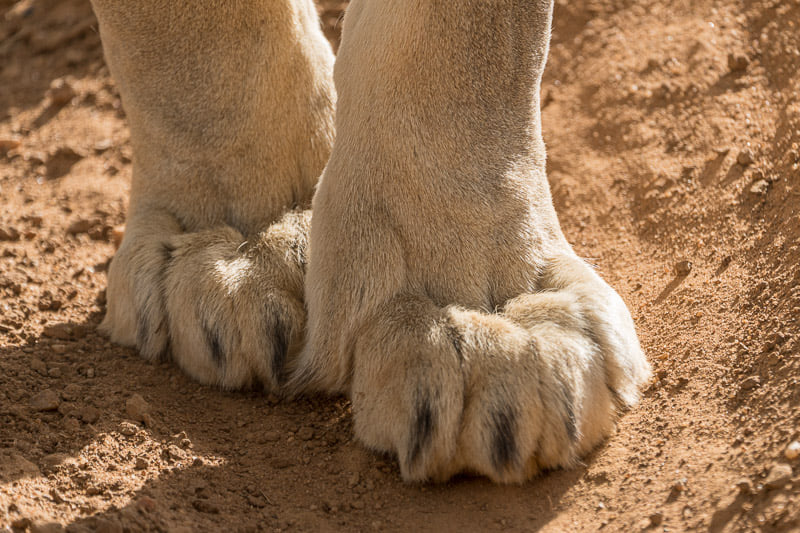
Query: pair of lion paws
104,220,649,482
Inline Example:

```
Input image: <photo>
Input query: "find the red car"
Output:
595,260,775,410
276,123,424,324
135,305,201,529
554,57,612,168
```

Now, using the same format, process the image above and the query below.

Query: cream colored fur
91,0,651,483
91,0,334,388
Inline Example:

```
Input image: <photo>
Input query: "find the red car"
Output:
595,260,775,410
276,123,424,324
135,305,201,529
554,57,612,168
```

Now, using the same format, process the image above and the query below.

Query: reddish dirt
1,0,799,531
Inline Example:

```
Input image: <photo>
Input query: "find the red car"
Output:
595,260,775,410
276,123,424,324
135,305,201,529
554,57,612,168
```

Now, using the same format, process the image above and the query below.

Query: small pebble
136,496,157,513
119,421,139,436
62,384,81,401
40,453,70,469
749,179,769,195
740,376,761,390
79,406,100,424
736,478,752,494
727,53,749,73
30,357,48,375
47,78,76,106
66,218,96,236
126,393,152,426
674,260,692,276
167,445,187,461
0,226,21,241
12,518,32,530
297,427,314,441
737,149,754,166
262,430,281,442
30,389,60,411
784,441,800,461
764,463,793,489
94,139,113,152
31,522,65,533
649,512,663,527
0,138,22,152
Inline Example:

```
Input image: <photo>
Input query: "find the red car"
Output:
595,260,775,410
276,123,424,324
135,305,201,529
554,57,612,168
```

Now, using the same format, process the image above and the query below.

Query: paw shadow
2,310,600,531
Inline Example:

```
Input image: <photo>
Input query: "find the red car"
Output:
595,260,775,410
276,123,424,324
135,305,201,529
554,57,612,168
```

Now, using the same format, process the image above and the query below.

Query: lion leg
91,0,335,388
298,0,650,482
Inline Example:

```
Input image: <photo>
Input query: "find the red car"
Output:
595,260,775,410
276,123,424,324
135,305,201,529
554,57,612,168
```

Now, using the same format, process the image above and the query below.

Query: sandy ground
1,0,799,531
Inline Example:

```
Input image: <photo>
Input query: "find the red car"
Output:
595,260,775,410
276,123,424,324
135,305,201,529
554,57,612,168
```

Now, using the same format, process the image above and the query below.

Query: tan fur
296,0,651,482
92,0,651,483
91,0,334,386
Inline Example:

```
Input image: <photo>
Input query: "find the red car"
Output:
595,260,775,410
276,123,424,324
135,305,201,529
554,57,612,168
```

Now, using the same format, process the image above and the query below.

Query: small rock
269,457,294,469
40,453,70,469
79,406,100,424
740,376,761,390
0,226,21,241
167,445,187,461
348,471,360,489
47,78,76,106
125,393,152,426
262,430,281,442
674,260,692,276
50,488,66,504
749,179,769,195
66,218,96,236
12,518,32,530
42,323,88,340
93,139,113,153
0,138,22,152
727,53,749,73
649,512,663,527
30,357,48,375
192,499,220,514
51,343,68,354
85,367,95,378
119,421,139,436
5,453,40,477
136,496,157,513
764,463,793,489
297,427,314,441
737,149,754,166
31,389,61,411
670,477,688,496
31,522,65,533
784,441,800,461
134,456,149,470
736,478,752,494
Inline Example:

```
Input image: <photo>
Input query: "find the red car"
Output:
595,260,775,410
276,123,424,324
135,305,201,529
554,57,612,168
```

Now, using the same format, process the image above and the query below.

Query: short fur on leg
91,0,335,387
297,0,651,482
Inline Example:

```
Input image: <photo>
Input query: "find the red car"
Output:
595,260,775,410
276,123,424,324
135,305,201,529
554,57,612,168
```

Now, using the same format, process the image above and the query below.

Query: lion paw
102,211,310,390
348,258,650,483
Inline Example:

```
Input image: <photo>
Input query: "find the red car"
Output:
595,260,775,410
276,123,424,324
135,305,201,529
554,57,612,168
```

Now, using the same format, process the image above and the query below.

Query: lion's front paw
103,211,310,390
348,259,650,483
